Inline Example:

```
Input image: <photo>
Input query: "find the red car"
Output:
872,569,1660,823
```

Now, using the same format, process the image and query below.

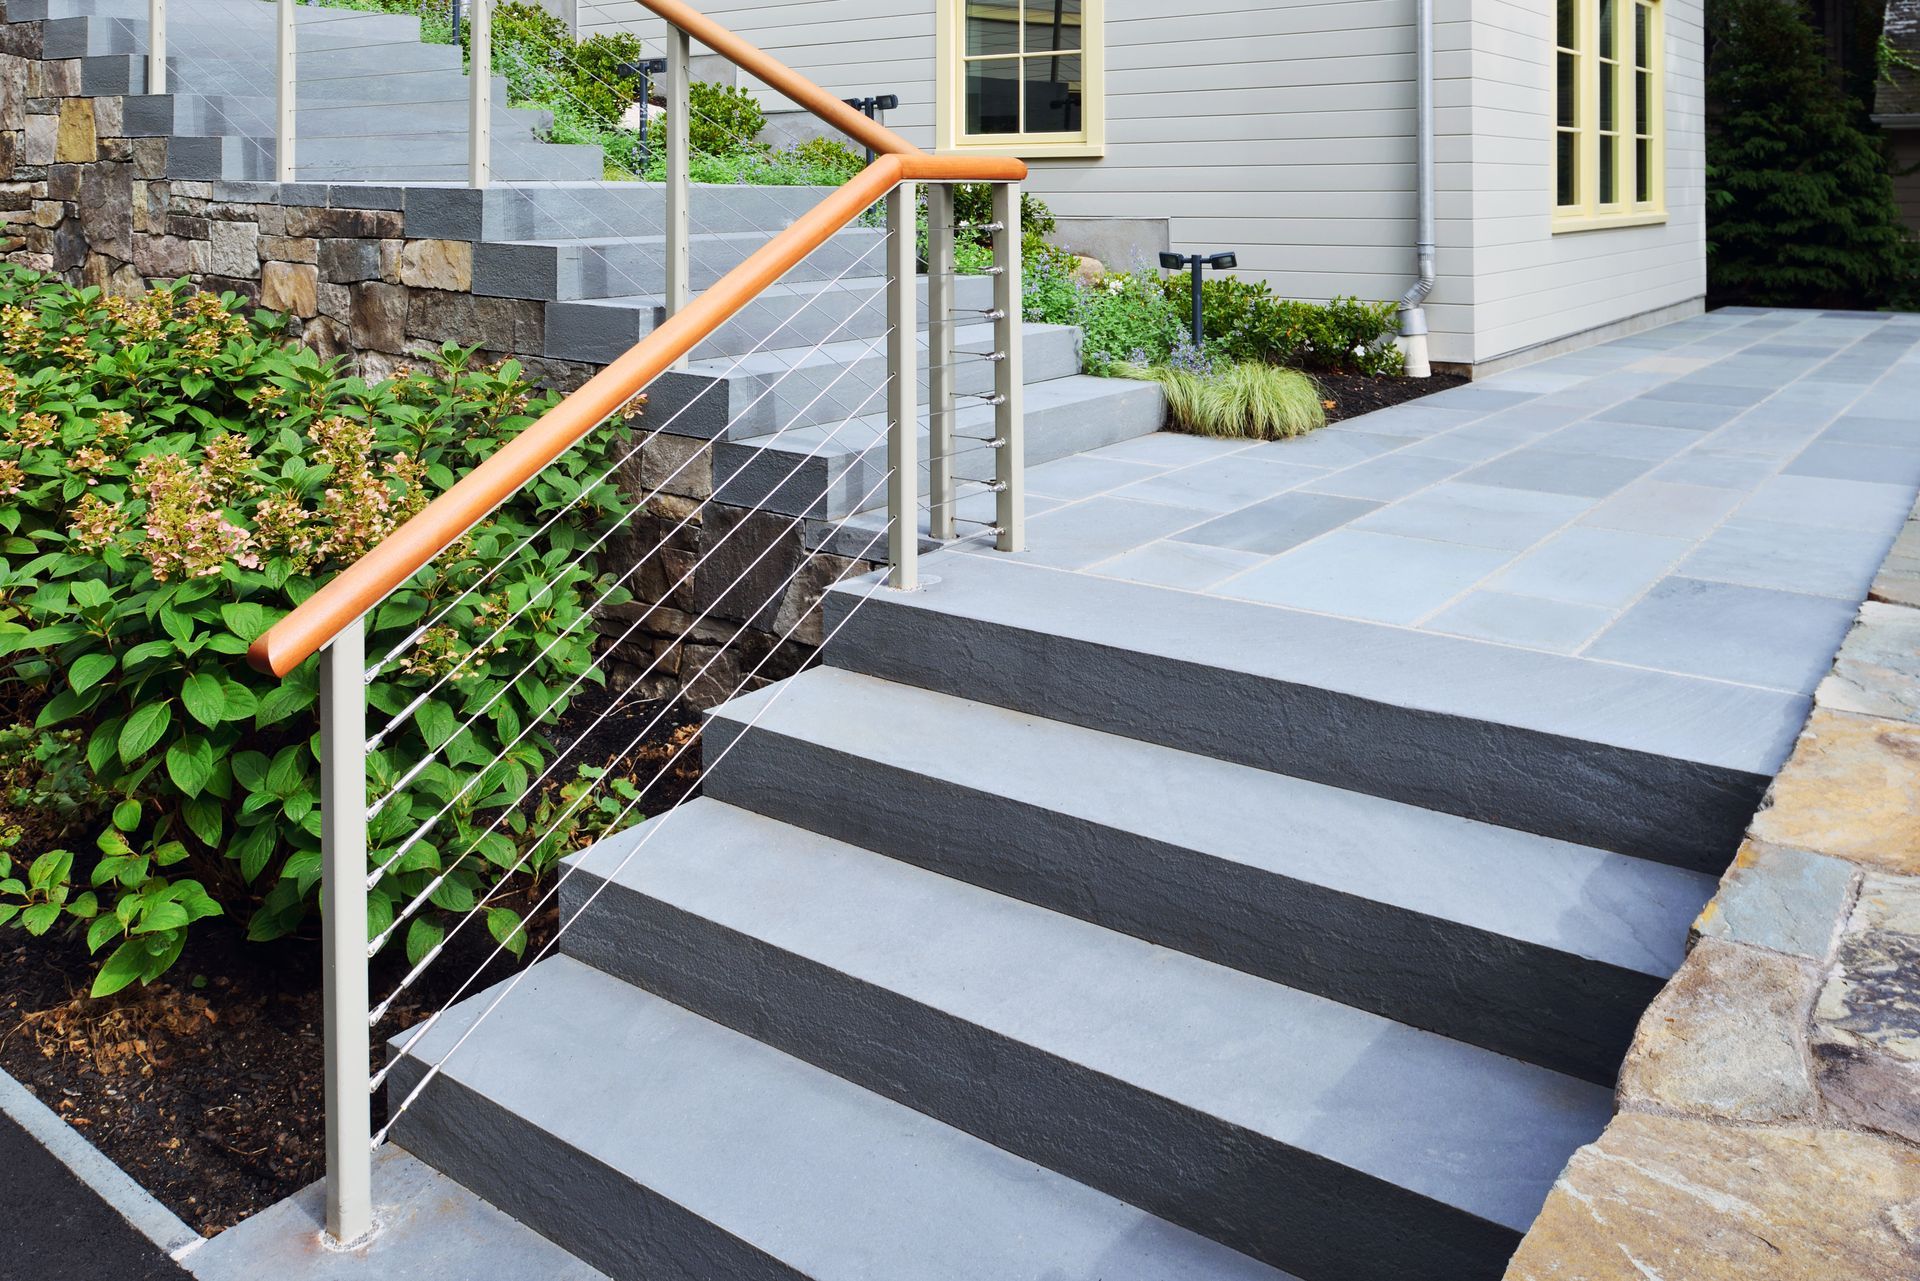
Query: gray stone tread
392,955,1293,1281
707,667,1713,978
567,797,1614,1234
833,549,1806,777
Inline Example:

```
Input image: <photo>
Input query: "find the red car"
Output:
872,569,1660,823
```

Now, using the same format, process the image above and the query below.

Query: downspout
1398,0,1435,378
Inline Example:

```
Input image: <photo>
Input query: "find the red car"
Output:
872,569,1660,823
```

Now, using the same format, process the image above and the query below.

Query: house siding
581,0,1705,369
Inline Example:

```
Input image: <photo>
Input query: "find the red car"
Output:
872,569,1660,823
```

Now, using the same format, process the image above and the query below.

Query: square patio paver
1172,490,1382,555
1300,453,1465,501
1677,518,1898,600
1582,576,1859,692
1112,454,1325,513
1014,496,1213,569
1737,474,1916,536
1426,591,1615,653
1579,479,1745,539
1217,529,1512,624
1485,526,1691,608
1025,455,1167,501
1352,481,1590,550
1460,448,1656,500
1086,540,1268,592
1785,441,1920,488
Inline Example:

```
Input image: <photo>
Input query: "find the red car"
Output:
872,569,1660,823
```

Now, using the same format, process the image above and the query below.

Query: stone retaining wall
0,13,868,706
1506,503,1920,1278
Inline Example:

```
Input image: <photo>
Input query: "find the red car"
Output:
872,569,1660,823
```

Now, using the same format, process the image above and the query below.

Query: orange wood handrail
634,0,923,159
247,151,1025,676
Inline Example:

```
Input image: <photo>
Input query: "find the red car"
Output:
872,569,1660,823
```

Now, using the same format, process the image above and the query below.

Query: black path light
1160,250,1237,348
842,94,900,162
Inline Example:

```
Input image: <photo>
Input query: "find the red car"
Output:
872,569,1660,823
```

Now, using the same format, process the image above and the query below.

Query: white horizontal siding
581,0,1705,368
1466,0,1707,363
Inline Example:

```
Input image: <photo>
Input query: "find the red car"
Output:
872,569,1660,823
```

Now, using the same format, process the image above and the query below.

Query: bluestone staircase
23,2,1717,1276
35,0,1166,516
386,536,1736,1280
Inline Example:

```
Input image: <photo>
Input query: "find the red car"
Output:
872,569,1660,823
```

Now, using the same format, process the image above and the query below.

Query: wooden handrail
634,0,922,159
247,152,1023,674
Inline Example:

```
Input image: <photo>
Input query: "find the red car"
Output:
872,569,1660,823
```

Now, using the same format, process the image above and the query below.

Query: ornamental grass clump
1120,356,1327,441
0,266,640,996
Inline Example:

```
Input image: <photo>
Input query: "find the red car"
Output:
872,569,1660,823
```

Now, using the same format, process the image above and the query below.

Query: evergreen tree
1707,0,1918,307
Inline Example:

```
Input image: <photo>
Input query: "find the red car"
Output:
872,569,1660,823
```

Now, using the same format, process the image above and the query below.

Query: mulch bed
0,686,703,1239
1316,369,1470,423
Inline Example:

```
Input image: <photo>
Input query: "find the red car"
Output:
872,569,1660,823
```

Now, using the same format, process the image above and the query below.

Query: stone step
713,373,1167,522
696,667,1715,1083
44,10,442,59
545,272,997,364
558,799,1613,1281
405,180,843,243
640,320,1081,441
820,551,1807,871
474,225,888,302
123,90,551,140
160,130,605,183
387,955,1294,1281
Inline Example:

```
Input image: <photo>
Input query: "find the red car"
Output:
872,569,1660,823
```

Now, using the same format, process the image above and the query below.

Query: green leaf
132,899,190,934
69,578,109,609
121,638,175,667
217,679,258,722
28,849,73,891
232,751,271,792
111,799,141,832
404,916,445,967
91,939,150,997
233,824,277,883
85,913,121,954
220,602,271,642
485,907,527,958
181,672,227,729
20,902,60,936
255,682,314,728
68,652,115,694
118,701,172,764
265,745,306,798
166,736,216,799
182,796,222,848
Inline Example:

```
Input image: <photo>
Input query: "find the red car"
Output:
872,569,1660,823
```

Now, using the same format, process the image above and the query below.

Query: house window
1554,0,1663,228
937,0,1106,158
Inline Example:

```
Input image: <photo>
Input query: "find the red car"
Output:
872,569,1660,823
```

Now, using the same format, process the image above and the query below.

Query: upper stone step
474,226,890,302
558,799,1613,1281
545,272,996,364
388,955,1296,1281
696,665,1715,1083
821,550,1807,870
405,181,843,243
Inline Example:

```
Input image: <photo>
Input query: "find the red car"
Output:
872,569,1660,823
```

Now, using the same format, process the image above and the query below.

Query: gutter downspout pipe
1398,0,1435,378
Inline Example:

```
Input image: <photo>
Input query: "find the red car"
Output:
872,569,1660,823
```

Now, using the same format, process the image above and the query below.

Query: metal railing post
467,0,491,188
275,0,295,182
886,181,918,590
320,617,373,1245
925,183,956,541
991,181,1024,552
663,23,692,367
147,0,165,95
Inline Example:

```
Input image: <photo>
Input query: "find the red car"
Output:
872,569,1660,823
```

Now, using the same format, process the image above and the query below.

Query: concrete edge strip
0,1066,205,1262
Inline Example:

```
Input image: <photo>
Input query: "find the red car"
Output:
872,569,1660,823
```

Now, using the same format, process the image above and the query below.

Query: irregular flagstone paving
1509,480,1920,1278
999,308,1920,696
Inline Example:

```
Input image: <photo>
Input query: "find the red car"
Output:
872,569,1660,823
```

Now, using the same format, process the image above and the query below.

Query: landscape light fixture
613,58,671,163
841,94,901,161
1160,251,1238,348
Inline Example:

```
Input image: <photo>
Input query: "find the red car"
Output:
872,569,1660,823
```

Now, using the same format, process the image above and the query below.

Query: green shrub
644,79,769,158
0,268,639,995
1022,260,1187,372
1706,0,1918,307
1167,277,1404,376
1119,360,1327,440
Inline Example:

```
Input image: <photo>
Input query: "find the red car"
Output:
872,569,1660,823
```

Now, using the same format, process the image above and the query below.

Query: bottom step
389,956,1291,1281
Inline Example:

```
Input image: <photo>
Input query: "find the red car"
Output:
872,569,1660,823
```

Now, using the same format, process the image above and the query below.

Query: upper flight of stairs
22,0,1170,522
388,550,1737,1280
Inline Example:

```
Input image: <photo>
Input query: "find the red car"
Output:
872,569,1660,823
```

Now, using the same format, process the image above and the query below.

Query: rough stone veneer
1506,506,1920,1279
0,16,866,706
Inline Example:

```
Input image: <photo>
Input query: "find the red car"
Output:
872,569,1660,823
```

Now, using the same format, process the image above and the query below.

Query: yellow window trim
1553,0,1665,232
935,0,1107,159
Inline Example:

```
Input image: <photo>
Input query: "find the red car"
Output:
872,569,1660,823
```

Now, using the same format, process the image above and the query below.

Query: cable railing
201,0,1031,1247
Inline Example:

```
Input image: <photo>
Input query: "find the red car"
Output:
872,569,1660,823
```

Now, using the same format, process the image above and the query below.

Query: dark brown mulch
1316,370,1470,423
0,687,703,1239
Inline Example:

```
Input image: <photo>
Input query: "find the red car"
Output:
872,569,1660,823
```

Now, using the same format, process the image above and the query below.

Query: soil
1316,369,1470,423
0,685,703,1240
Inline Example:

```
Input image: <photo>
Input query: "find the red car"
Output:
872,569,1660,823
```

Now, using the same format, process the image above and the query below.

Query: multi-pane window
1554,0,1663,226
939,0,1104,155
